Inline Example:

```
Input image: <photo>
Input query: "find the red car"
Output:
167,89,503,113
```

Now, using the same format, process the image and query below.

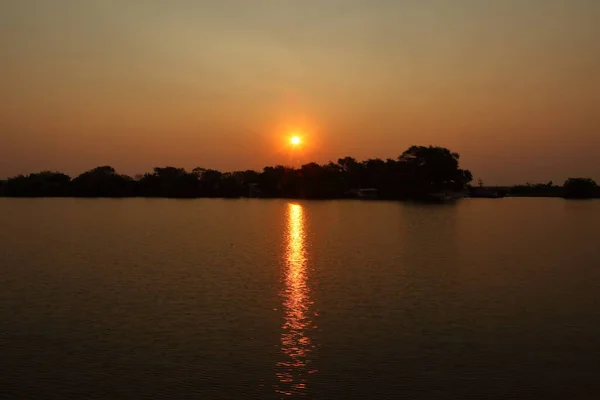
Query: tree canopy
563,178,598,199
1,146,597,200
0,144,531,200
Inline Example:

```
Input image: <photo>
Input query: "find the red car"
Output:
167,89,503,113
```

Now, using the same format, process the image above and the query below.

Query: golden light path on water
275,203,316,396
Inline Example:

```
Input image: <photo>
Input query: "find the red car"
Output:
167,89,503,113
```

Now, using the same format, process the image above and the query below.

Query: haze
1,0,599,185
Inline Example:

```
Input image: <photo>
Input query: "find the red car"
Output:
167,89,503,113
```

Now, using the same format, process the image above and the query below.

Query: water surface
1,198,599,398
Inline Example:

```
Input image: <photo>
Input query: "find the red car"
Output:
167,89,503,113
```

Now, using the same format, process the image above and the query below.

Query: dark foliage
0,171,71,197
508,179,599,199
70,166,134,197
563,178,598,199
509,181,563,197
137,167,199,198
0,145,473,200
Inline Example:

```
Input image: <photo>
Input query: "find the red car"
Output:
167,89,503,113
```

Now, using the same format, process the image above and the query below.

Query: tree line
0,145,473,200
1,145,597,199
506,178,599,199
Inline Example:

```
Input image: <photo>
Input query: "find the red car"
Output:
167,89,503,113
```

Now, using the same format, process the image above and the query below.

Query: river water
1,198,599,399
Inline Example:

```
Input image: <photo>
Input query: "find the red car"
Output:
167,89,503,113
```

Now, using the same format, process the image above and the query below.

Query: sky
1,0,599,185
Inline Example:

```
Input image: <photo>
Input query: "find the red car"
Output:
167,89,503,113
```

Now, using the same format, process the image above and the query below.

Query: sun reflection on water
275,203,316,396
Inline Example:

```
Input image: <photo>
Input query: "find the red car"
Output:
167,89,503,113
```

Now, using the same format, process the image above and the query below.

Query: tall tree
563,178,598,199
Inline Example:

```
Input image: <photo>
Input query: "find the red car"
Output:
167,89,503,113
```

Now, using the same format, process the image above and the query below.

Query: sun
290,136,301,146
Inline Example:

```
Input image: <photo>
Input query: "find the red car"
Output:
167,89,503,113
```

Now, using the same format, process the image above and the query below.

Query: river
1,198,599,398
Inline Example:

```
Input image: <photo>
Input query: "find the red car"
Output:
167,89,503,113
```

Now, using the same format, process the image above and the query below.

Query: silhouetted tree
510,182,562,197
198,169,223,197
1,145,479,200
219,172,244,198
563,178,598,199
337,157,363,190
397,146,472,198
260,166,295,197
0,171,71,197
71,166,133,197
137,167,199,197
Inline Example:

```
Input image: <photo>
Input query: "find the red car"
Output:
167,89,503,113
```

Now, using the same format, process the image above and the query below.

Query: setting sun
291,136,301,146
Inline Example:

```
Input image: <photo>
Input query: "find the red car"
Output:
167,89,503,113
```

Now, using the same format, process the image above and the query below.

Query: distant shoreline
1,146,598,200
1,194,598,201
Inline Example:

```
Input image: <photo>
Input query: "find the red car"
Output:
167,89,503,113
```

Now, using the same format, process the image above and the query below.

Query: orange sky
1,0,599,185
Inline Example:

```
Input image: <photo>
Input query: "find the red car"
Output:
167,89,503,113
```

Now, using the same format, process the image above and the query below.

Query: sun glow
290,136,301,146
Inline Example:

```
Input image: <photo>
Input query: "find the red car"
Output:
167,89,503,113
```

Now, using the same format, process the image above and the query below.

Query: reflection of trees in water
275,203,317,397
